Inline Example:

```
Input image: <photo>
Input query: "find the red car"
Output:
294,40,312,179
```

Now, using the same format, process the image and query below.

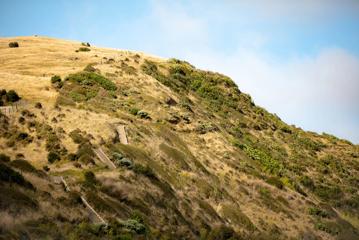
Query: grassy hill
0,36,358,240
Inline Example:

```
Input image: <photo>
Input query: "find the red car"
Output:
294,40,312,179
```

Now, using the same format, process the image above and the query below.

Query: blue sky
1,0,359,143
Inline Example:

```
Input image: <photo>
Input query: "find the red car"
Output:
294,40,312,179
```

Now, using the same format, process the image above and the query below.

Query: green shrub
81,42,91,47
44,130,63,154
121,219,146,234
113,152,124,160
308,207,329,218
266,176,284,189
17,132,29,141
297,136,326,152
240,144,283,176
137,110,150,119
118,158,133,168
78,47,91,52
83,170,98,187
65,72,117,91
76,143,95,159
51,75,62,84
34,102,42,109
195,122,219,134
0,89,6,96
315,221,340,235
280,125,292,134
6,90,21,102
133,164,156,179
68,153,78,161
68,191,83,205
0,153,11,163
314,184,343,200
48,151,60,163
300,175,315,190
129,108,140,115
9,42,19,48
69,129,87,144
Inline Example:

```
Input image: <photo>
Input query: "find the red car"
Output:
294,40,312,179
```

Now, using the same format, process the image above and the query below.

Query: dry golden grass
1,36,356,240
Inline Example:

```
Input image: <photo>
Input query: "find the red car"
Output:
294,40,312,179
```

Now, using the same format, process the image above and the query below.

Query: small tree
83,170,98,187
78,47,91,52
48,151,60,163
9,42,19,48
6,90,21,102
51,75,62,84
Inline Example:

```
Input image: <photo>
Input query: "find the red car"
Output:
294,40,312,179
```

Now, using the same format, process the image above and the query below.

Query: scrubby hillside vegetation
0,36,358,240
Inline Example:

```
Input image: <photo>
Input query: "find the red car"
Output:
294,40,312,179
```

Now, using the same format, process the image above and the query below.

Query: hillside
0,36,358,240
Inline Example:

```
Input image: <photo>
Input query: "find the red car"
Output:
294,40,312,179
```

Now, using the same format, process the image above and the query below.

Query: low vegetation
0,89,21,105
8,41,19,48
77,47,91,52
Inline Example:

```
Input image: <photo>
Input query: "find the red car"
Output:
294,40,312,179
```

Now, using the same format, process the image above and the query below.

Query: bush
300,175,315,190
81,42,91,47
83,170,98,187
9,42,19,48
69,129,87,144
34,102,42,109
137,110,150,119
65,72,117,91
314,184,342,200
17,132,29,141
76,143,95,162
266,176,284,189
315,221,340,235
51,75,62,84
240,144,283,176
48,151,60,163
0,153,11,163
133,164,156,179
121,219,146,234
308,207,329,218
6,90,21,102
78,47,91,52
68,153,78,161
68,191,83,205
113,152,124,160
129,108,140,115
118,158,133,168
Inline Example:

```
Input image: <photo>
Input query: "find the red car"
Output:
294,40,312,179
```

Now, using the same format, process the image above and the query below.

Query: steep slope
0,36,358,240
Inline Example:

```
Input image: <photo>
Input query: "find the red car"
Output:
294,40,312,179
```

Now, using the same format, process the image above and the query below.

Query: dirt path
81,196,107,225
116,125,128,144
94,147,116,169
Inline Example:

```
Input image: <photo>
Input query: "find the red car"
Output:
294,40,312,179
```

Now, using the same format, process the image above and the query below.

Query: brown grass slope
0,36,358,240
